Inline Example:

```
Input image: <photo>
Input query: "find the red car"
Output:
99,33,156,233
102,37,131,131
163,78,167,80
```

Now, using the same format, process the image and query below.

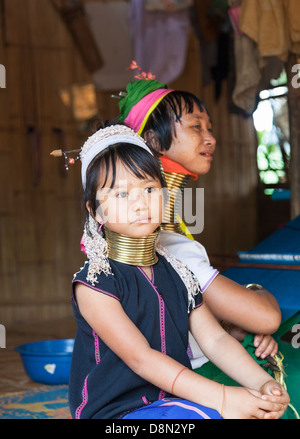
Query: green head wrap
118,79,167,122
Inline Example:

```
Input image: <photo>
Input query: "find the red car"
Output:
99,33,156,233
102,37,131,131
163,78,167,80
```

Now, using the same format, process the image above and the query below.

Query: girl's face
95,161,163,238
166,104,216,175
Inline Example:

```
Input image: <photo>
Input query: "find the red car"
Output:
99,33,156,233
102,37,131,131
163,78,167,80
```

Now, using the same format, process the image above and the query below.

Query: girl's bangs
97,144,164,189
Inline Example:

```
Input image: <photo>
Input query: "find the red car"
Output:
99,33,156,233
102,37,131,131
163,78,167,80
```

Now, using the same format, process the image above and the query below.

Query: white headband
80,125,153,188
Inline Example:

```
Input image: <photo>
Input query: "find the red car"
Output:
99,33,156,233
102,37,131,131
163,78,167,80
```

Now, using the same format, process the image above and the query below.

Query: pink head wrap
124,88,174,135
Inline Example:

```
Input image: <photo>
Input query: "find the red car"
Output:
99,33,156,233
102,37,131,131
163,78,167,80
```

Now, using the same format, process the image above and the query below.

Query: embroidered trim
142,396,151,405
93,330,101,365
137,267,166,354
73,279,120,302
75,374,89,419
137,266,166,400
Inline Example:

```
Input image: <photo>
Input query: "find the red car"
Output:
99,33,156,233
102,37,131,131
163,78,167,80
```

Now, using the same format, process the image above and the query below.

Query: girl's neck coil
104,227,159,266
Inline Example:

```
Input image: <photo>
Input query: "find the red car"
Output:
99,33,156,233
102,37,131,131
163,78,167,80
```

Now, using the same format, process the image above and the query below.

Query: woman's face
95,160,163,238
165,104,216,175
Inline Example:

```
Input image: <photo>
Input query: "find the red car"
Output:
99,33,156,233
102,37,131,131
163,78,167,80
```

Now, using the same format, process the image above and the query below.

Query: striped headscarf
118,79,174,135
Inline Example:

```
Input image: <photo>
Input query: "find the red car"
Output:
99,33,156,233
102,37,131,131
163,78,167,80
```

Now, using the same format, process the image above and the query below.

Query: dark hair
142,90,210,152
84,142,166,225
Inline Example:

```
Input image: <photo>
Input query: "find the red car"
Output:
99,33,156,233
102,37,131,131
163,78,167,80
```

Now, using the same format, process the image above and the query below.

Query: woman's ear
143,129,162,156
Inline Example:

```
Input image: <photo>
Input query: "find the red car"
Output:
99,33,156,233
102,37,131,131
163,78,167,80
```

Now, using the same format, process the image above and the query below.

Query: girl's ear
143,129,162,156
86,201,92,216
95,211,103,224
86,201,103,223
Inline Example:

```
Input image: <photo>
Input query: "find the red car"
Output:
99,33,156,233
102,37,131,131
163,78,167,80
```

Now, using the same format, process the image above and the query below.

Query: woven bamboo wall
0,0,92,327
0,1,258,327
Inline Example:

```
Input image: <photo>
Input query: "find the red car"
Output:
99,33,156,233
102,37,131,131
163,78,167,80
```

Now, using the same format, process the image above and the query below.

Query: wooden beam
51,0,103,73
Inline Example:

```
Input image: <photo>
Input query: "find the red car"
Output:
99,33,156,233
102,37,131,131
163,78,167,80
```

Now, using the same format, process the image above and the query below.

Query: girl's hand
221,386,288,419
253,334,278,359
259,380,290,419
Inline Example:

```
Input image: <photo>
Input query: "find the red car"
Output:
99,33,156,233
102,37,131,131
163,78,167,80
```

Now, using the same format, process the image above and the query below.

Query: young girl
117,73,281,369
68,123,289,419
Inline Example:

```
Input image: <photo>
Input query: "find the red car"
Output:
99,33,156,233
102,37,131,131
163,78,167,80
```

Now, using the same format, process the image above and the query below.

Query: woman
117,73,281,370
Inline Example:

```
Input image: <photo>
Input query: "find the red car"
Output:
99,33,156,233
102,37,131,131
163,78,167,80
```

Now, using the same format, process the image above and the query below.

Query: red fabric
160,155,198,180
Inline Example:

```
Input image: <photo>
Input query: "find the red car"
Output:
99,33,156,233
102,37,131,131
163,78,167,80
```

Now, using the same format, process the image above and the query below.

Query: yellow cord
273,351,299,419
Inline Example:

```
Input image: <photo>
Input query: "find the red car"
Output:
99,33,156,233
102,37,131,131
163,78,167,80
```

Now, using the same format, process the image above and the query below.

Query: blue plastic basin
15,339,74,385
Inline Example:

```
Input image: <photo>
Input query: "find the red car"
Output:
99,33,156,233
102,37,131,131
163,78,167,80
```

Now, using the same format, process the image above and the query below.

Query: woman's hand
254,334,278,359
219,322,278,359
221,385,288,419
